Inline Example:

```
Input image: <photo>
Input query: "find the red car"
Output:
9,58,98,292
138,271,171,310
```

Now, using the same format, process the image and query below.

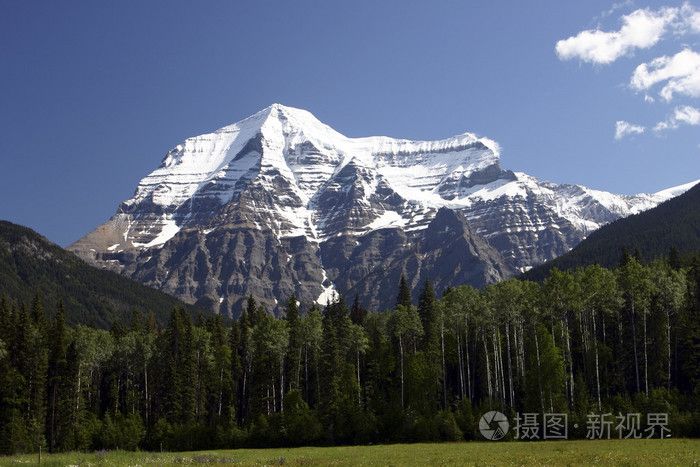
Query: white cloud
654,105,700,131
615,120,646,140
556,7,678,65
556,3,700,65
561,3,700,143
630,48,700,101
675,105,700,124
678,2,700,34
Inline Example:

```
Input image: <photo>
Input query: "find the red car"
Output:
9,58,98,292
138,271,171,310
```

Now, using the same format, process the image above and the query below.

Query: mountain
522,179,700,281
69,104,693,316
0,220,209,328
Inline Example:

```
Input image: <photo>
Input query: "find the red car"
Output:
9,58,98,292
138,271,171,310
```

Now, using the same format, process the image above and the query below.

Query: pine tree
418,279,437,346
350,295,368,326
669,245,682,271
47,301,67,453
192,325,212,423
130,308,143,333
396,275,412,309
0,294,10,342
162,308,196,426
55,340,82,451
246,295,258,326
30,291,46,330
236,308,252,425
301,304,323,408
24,302,48,452
1,302,42,454
620,245,632,268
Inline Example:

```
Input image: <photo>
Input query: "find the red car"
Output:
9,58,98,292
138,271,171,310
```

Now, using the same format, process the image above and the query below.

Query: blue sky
1,1,699,247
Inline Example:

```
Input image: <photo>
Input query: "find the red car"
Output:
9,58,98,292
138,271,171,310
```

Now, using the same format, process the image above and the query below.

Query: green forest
1,250,700,454
0,221,208,330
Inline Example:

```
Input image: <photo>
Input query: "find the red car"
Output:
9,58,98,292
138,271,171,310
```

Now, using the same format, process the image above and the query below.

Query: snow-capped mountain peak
70,104,698,317
117,104,507,245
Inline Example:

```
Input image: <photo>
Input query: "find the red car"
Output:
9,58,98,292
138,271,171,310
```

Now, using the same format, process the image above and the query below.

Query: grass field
2,439,699,466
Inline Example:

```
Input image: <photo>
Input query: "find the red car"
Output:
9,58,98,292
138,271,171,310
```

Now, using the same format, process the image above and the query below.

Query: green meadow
2,439,699,466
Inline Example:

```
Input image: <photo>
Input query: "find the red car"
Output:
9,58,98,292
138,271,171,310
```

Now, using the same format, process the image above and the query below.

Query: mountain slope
522,180,700,281
0,221,209,328
70,104,694,316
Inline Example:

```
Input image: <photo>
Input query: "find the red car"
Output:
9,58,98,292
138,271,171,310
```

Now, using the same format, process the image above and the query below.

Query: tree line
1,250,700,453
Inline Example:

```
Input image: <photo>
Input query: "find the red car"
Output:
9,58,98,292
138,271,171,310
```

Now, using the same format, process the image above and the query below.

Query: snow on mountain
94,104,508,248
69,104,698,316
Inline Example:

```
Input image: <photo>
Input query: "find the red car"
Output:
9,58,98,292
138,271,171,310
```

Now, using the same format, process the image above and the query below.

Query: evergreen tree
396,275,412,309
418,278,437,347
5,247,700,451
30,291,46,330
192,325,212,423
301,304,323,408
245,295,258,326
679,258,700,401
285,294,303,391
363,311,394,421
130,308,143,333
620,245,632,268
55,340,82,451
0,294,10,341
350,294,368,326
236,307,252,425
47,300,67,453
319,294,361,443
669,245,682,271
227,319,243,427
161,308,196,426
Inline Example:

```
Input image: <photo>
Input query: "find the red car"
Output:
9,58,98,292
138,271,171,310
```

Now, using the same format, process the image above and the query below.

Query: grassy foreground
1,439,699,466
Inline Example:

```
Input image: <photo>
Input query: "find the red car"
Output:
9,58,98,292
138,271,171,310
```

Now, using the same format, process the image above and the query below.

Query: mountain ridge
0,220,210,328
522,180,700,280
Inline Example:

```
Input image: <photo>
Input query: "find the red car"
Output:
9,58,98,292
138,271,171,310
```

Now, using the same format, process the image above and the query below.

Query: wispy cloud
630,48,700,101
615,120,646,140
654,105,700,131
601,0,634,19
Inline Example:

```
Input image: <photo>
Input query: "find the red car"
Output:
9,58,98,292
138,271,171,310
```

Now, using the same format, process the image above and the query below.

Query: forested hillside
2,253,699,453
523,182,700,281
0,221,209,328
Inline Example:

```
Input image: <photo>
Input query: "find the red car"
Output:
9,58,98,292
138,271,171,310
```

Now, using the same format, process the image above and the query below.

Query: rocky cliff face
69,104,689,316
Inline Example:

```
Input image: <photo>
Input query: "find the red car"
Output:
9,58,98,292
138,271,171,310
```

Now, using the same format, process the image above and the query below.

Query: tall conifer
396,275,412,309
